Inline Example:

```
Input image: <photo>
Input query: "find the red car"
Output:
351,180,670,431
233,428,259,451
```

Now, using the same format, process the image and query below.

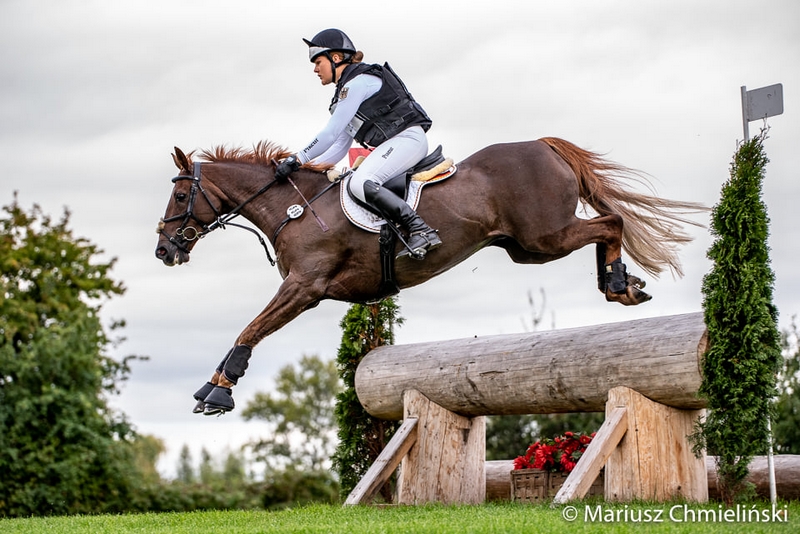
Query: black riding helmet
303,29,356,84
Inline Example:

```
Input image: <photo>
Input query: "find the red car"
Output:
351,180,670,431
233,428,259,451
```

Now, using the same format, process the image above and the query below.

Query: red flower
513,432,595,472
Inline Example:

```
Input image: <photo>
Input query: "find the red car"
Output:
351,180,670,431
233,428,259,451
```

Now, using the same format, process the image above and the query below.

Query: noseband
158,163,217,252
158,162,278,265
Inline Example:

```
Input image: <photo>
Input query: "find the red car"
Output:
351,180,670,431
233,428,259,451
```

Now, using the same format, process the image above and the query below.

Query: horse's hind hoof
203,386,235,416
606,285,652,306
626,274,646,290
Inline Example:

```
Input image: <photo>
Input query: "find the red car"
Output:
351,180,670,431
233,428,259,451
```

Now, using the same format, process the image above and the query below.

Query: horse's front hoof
203,386,235,416
192,381,216,414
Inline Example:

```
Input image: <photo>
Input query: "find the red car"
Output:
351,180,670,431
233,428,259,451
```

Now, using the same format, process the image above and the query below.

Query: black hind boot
362,180,442,260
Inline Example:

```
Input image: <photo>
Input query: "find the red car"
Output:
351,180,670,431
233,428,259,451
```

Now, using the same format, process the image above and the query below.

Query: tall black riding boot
362,180,442,259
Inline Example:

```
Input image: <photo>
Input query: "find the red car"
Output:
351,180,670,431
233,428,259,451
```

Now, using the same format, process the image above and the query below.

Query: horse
155,137,704,415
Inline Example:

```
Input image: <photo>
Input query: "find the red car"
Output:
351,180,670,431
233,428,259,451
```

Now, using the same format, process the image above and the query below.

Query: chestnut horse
155,137,703,415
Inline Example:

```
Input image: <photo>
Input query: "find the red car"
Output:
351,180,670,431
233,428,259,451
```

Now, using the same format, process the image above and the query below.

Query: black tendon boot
604,258,629,294
362,180,442,259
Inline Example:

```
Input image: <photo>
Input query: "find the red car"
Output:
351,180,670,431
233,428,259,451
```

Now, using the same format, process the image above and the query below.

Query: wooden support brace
397,389,486,505
604,386,708,502
553,406,628,504
343,417,418,506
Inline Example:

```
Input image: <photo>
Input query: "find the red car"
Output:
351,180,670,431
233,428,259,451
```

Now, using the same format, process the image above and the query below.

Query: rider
274,28,442,259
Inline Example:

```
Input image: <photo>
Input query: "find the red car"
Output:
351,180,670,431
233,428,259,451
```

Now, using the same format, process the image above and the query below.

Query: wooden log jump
355,313,707,420
346,313,709,506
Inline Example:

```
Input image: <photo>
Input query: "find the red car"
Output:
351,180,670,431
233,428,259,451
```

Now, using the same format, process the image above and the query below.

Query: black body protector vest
331,63,432,148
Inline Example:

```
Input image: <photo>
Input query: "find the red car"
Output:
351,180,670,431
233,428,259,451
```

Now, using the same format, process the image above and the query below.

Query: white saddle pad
338,164,456,233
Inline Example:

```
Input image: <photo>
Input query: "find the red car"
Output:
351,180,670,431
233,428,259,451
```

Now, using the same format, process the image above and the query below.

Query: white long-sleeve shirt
297,72,382,165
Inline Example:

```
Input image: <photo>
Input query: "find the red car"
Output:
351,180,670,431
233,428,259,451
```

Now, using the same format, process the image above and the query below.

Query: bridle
158,162,279,266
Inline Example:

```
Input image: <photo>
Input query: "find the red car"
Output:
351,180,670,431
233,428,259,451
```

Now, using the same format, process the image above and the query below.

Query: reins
272,175,341,242
160,162,342,267
160,162,279,266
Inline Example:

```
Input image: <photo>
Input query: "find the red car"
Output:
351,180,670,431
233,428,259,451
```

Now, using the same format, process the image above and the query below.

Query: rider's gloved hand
275,155,301,181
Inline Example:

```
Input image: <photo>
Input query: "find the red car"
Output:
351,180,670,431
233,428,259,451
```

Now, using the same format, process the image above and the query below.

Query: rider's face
313,56,334,85
313,53,343,85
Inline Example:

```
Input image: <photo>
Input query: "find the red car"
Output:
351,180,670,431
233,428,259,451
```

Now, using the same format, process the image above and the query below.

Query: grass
2,501,799,533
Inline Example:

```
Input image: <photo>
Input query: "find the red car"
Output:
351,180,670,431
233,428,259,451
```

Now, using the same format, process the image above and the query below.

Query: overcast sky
2,0,797,477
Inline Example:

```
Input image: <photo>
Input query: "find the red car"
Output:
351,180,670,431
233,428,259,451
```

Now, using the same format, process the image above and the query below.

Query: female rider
275,28,442,259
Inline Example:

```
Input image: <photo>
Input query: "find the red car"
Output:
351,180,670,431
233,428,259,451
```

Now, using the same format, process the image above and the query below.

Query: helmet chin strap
324,52,351,84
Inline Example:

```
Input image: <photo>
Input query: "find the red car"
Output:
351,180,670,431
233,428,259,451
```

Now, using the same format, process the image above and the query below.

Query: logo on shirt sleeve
339,87,349,100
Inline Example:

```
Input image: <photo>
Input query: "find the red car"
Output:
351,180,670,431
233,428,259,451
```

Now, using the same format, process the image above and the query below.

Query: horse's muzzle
155,239,190,266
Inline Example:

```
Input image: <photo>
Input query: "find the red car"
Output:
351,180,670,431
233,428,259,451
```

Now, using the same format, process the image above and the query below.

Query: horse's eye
175,193,187,202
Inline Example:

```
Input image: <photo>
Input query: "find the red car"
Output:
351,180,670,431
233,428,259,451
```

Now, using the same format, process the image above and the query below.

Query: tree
241,355,341,508
131,434,166,485
0,196,144,517
692,130,782,505
176,444,196,484
332,299,402,502
774,317,800,454
242,355,341,472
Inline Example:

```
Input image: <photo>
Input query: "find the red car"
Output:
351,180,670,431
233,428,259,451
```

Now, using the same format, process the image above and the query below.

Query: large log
356,313,707,420
707,455,800,501
486,456,800,501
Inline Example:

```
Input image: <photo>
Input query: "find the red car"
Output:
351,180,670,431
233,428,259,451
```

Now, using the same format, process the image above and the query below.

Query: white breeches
347,126,428,202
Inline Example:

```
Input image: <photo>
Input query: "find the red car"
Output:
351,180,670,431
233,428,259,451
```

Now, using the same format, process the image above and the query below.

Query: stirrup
396,230,442,260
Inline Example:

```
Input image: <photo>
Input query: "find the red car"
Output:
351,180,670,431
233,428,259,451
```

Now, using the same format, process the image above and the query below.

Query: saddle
332,146,456,298
338,145,457,233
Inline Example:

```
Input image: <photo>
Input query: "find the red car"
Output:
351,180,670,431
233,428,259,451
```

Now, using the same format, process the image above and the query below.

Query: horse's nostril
155,247,167,258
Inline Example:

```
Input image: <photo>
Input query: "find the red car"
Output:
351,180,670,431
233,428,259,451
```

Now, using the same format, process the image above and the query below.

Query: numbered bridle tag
287,204,304,219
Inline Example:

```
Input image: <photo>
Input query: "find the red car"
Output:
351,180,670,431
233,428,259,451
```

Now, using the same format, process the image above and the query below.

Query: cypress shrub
693,129,782,504
332,299,402,502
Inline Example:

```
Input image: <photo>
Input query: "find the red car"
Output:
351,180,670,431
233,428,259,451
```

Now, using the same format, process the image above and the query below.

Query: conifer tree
332,299,402,501
693,130,781,504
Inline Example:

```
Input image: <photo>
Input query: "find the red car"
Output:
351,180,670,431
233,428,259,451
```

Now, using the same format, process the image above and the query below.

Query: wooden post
397,389,485,505
605,386,707,502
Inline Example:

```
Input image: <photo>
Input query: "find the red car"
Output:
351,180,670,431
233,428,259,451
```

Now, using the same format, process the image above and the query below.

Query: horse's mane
197,141,333,172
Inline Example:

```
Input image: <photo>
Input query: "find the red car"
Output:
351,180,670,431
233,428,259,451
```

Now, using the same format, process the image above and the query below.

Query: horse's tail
538,137,707,278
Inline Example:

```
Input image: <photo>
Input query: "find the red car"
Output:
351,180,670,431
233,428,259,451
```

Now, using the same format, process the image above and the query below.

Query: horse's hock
345,312,709,505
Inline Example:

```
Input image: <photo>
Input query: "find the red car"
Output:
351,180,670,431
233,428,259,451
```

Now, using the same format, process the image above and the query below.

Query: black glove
275,155,301,181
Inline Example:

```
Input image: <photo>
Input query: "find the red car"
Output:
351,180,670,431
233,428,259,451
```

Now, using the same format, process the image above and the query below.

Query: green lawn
2,501,798,533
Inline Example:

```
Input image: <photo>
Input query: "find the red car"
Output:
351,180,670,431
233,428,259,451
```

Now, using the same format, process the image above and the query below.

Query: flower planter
511,469,604,503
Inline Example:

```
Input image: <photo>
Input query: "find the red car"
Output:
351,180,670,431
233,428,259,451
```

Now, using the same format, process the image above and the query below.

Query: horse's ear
172,147,191,173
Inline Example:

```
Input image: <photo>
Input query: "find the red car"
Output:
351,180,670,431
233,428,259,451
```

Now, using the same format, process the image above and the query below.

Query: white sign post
741,83,784,140
740,82,784,504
